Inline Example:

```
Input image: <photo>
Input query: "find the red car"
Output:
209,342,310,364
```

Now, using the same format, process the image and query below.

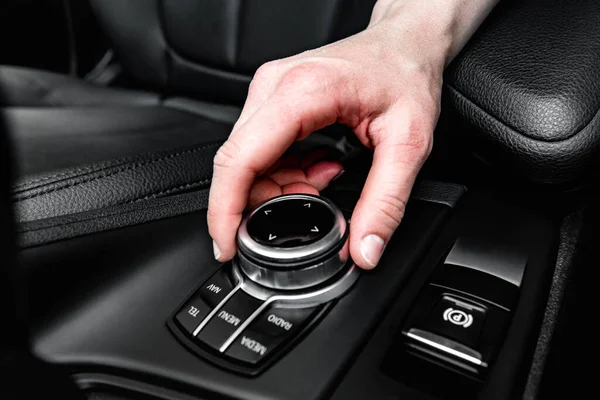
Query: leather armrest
445,0,600,187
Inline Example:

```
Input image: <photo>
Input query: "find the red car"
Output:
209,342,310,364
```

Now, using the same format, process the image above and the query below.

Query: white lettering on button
241,336,267,355
267,313,293,331
310,226,319,233
188,306,200,317
206,284,222,294
268,234,277,241
264,209,271,215
304,203,311,208
217,310,241,326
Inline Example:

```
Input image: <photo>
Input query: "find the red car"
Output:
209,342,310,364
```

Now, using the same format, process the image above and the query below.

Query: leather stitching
13,157,139,190
15,142,222,201
127,178,212,203
17,190,210,234
12,116,216,191
445,84,600,144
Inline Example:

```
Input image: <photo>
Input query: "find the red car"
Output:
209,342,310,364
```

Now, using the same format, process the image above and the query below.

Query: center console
169,194,357,375
20,181,557,400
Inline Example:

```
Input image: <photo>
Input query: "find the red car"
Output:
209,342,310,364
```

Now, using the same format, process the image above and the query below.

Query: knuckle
213,140,243,170
372,191,406,231
277,62,331,94
250,61,281,91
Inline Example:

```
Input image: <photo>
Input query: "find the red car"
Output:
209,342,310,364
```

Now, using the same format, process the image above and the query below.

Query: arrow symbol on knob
264,210,271,215
311,226,319,232
268,234,277,241
304,203,311,208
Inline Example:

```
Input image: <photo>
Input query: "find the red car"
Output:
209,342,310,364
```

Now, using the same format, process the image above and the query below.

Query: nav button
225,305,318,365
199,268,235,307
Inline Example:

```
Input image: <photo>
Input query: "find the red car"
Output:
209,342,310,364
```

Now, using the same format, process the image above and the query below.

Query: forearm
369,0,500,65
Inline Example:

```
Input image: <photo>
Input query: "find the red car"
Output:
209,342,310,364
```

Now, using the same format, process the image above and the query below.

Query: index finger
208,88,341,261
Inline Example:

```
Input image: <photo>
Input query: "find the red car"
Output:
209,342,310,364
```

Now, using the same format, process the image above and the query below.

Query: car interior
1,0,599,399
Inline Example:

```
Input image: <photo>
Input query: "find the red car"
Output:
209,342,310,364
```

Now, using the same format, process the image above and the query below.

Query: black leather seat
1,0,375,223
3,0,600,226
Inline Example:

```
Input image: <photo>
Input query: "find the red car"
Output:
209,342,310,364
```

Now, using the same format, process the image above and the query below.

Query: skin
208,0,500,269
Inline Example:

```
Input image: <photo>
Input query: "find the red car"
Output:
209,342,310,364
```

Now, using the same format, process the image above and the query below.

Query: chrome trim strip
218,263,359,352
406,329,483,366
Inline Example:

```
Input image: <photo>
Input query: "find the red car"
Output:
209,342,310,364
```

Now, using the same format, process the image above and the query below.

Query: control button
196,291,262,350
416,296,486,349
246,198,335,248
198,268,235,307
175,295,211,334
225,305,319,364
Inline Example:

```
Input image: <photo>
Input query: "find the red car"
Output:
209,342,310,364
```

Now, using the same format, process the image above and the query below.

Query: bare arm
208,0,500,268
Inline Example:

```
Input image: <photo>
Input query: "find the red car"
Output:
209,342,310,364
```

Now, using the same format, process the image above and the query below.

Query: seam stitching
15,142,221,201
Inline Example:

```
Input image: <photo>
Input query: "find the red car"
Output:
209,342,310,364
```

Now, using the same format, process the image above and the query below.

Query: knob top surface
237,194,347,265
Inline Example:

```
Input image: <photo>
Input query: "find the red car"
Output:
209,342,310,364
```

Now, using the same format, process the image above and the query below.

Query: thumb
349,106,433,269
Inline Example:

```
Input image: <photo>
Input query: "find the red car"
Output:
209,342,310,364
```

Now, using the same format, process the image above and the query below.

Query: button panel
167,262,357,376
196,291,263,350
225,305,318,364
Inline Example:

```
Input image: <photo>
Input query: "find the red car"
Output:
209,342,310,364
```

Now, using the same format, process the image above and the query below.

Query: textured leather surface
12,142,222,222
446,0,600,186
0,66,238,221
3,106,231,177
89,0,375,104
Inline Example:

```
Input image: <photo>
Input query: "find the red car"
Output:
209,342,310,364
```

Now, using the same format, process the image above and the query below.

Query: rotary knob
236,194,350,290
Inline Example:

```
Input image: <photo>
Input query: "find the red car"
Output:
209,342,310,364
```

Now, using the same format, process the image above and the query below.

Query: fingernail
360,234,385,268
213,240,221,261
332,169,345,182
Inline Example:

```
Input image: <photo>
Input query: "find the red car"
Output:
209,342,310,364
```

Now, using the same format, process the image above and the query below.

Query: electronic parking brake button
225,305,319,365
197,291,262,350
417,296,486,350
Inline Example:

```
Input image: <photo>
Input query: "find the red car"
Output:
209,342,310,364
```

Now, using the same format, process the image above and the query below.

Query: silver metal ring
237,194,347,263
236,194,348,289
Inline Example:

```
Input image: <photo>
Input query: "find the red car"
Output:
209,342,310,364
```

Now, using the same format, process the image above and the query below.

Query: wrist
369,0,500,65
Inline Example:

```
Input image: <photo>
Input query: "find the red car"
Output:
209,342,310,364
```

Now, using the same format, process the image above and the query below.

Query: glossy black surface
175,294,211,335
197,291,262,350
247,198,335,248
416,295,487,350
197,267,235,307
225,305,319,365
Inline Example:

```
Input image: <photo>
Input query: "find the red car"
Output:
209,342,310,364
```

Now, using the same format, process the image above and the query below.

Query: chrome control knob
236,194,349,290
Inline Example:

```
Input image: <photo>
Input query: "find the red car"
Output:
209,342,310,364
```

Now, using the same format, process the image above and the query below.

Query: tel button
225,305,319,364
175,295,211,335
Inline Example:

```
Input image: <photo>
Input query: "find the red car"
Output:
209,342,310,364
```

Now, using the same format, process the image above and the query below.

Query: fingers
208,78,342,261
247,160,343,208
349,107,432,269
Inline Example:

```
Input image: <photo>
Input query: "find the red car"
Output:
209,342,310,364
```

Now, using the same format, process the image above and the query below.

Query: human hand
208,0,499,269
